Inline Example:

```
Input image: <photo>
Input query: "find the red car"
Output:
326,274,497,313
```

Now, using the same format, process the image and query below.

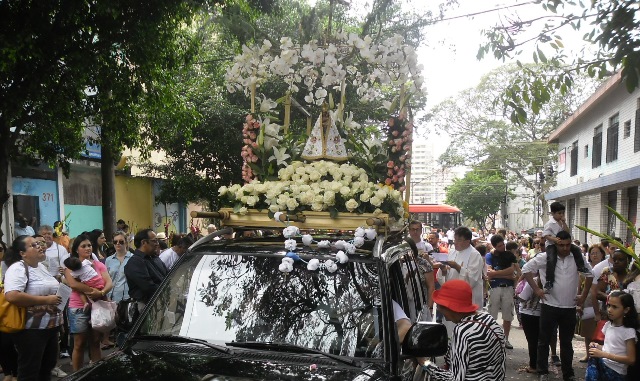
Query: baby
64,257,105,311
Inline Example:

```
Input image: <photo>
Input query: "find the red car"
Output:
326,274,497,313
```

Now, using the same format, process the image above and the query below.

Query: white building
546,72,640,246
410,140,462,204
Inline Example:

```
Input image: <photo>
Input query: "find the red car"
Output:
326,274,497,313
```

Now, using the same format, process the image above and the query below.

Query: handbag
0,262,29,333
115,298,139,331
591,319,607,345
90,299,117,333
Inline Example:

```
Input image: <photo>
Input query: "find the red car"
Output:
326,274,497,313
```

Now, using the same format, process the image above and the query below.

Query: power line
427,1,537,25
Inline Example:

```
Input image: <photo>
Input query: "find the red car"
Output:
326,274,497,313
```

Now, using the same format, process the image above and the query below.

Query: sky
304,0,594,157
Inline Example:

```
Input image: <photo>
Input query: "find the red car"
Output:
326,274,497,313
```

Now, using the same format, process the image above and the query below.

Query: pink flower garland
241,114,260,183
385,114,412,191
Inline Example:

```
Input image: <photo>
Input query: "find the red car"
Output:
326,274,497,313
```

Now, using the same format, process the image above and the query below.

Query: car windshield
137,251,382,358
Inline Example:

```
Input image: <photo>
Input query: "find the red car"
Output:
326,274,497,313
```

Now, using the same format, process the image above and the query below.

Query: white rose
282,257,294,265
283,226,300,238
355,227,365,237
324,260,338,273
269,205,281,213
279,262,293,273
302,234,313,246
336,251,349,264
218,186,228,196
369,196,382,207
286,198,299,211
334,240,346,250
323,191,336,206
345,198,359,212
340,186,351,196
373,208,383,216
365,228,377,240
245,195,258,207
284,239,297,251
354,236,365,247
317,240,331,249
307,258,320,271
343,243,356,254
238,207,248,215
311,202,324,211
359,192,371,203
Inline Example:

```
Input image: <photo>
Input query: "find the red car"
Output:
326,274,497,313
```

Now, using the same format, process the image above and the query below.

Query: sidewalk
502,318,589,380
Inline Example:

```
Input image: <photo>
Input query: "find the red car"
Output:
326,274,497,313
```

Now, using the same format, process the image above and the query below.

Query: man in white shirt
14,211,36,237
39,225,70,280
436,227,484,337
408,220,433,253
445,228,455,246
159,235,193,270
521,230,593,381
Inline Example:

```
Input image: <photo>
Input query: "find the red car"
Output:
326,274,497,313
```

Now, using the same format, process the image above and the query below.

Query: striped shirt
425,312,506,381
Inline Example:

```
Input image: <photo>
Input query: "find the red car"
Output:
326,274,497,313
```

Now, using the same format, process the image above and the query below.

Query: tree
151,0,456,209
444,169,511,228
477,0,640,123
427,64,601,225
0,1,254,240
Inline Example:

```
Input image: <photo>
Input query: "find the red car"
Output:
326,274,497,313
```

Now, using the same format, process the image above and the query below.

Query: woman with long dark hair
88,229,108,262
3,235,62,380
63,233,113,371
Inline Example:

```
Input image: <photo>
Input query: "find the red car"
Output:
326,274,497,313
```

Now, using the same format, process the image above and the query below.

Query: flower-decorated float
193,32,425,242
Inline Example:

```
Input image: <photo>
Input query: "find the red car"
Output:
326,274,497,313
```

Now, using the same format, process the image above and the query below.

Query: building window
570,140,578,176
624,120,631,138
635,98,640,152
607,190,617,236
605,113,619,163
592,124,602,168
584,144,589,158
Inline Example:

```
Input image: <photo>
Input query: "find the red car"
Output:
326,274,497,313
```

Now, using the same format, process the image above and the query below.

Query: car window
138,252,383,358
387,248,428,322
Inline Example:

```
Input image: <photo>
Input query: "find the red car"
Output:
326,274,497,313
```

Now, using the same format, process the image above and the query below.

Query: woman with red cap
422,279,506,381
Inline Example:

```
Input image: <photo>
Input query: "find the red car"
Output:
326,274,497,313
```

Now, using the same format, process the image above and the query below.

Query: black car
63,225,447,381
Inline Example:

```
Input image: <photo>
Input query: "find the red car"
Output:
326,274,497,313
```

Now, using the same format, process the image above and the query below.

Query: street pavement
501,316,589,381
38,315,587,380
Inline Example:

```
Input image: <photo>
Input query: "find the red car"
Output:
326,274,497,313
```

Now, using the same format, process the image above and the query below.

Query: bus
409,204,462,231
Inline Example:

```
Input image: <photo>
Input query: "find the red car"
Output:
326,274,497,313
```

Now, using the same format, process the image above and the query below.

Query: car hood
64,343,388,381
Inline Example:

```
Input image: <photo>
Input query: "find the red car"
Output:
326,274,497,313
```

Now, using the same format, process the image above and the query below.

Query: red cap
432,279,478,313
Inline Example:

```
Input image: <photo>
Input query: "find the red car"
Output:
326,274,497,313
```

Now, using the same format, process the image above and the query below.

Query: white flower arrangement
225,33,425,107
219,160,408,221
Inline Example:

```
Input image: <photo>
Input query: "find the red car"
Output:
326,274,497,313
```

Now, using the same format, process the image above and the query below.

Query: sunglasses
114,240,126,245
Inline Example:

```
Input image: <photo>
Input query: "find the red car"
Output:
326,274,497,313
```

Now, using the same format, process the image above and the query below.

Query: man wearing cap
422,279,506,381
436,227,484,337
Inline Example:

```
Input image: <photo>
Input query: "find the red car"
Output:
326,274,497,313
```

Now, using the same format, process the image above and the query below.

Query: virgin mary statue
301,104,349,162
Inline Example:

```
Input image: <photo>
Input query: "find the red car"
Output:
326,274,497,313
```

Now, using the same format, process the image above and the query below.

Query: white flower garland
274,215,378,274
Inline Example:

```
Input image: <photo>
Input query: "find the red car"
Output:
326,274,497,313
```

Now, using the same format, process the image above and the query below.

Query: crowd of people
0,220,202,381
409,201,639,381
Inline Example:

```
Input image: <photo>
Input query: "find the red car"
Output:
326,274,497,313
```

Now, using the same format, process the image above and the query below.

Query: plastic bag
91,300,117,333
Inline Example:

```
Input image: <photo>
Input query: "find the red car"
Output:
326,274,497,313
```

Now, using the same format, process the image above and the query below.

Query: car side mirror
402,322,448,357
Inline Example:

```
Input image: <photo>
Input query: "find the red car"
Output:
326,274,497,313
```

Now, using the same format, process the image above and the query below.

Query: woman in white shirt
3,235,62,381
